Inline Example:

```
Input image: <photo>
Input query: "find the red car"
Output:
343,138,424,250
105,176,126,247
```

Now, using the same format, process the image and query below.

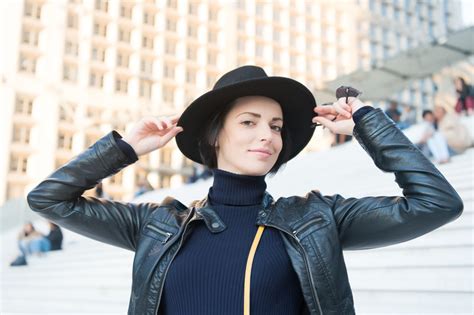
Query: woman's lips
248,149,272,157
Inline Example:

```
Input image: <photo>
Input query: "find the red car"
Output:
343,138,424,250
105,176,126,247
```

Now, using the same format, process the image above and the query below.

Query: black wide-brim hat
176,65,317,164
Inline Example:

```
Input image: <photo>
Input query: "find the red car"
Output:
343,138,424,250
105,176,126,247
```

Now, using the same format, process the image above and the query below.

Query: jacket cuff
352,106,374,125
352,108,396,154
113,131,139,163
93,131,137,176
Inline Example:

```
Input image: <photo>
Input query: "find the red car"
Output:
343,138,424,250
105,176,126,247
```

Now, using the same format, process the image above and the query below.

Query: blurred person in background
400,105,417,129
454,77,474,116
384,101,402,126
46,221,63,251
416,110,450,164
27,66,463,314
434,105,473,154
17,221,51,257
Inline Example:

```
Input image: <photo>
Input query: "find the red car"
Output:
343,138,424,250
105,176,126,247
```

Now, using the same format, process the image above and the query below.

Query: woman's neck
208,168,267,206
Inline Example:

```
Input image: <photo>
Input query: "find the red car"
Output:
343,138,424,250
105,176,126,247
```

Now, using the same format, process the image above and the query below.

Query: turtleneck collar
208,168,267,206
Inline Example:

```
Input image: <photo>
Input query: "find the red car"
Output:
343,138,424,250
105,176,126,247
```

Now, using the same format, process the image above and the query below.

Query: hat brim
176,76,317,165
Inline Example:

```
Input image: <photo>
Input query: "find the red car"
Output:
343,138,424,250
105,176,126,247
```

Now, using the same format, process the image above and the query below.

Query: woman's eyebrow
237,112,283,122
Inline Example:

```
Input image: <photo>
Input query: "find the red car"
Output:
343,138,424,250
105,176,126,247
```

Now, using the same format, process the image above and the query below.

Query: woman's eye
272,125,282,132
241,120,255,126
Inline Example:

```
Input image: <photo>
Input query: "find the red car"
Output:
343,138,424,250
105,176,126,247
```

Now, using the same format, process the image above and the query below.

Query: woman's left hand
312,97,370,135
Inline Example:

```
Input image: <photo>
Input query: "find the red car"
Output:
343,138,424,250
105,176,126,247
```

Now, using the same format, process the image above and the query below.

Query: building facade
0,0,463,205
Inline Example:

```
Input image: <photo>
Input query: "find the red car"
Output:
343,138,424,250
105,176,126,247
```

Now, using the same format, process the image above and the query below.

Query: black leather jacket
27,109,463,315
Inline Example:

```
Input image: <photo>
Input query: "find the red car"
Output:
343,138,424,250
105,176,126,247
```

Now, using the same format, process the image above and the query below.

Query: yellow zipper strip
244,225,265,315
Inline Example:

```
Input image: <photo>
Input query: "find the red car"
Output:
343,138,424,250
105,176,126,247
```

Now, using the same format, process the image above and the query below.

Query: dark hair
198,99,292,175
422,109,433,118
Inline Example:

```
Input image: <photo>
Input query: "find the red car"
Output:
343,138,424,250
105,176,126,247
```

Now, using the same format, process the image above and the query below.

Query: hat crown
213,65,268,90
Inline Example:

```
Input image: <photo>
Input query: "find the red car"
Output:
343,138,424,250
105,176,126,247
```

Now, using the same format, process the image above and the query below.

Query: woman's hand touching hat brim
122,114,183,157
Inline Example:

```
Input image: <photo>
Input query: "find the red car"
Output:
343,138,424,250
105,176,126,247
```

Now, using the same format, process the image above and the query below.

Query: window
120,4,133,18
142,33,154,49
256,3,264,16
163,64,175,78
118,27,131,42
139,79,152,98
256,43,264,58
140,57,153,74
12,124,31,144
65,39,79,56
115,77,128,93
59,103,75,122
256,23,264,37
187,46,197,61
238,18,246,31
63,62,78,82
273,29,281,42
186,68,196,84
167,0,177,9
95,0,108,12
9,154,29,173
208,30,218,43
84,133,99,148
160,147,173,166
67,12,79,29
57,130,73,150
237,38,245,52
89,70,104,88
15,94,34,115
165,39,176,54
188,24,198,37
93,21,107,37
144,11,155,25
273,9,280,21
163,85,174,103
159,174,171,188
21,28,39,46
91,46,106,61
206,73,216,87
117,51,130,67
209,8,218,21
24,0,42,19
207,51,217,65
18,52,37,73
166,18,177,31
188,3,198,15
273,49,281,62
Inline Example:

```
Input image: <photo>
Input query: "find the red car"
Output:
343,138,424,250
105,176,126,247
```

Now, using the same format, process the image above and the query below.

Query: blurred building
0,0,463,205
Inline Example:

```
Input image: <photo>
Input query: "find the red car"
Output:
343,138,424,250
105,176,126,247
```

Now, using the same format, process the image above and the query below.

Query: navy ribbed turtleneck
159,168,305,314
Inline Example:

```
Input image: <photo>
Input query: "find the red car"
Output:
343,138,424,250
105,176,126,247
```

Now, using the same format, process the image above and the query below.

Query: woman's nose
259,125,273,142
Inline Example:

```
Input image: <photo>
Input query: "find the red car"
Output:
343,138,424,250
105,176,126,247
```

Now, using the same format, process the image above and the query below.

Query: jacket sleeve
322,108,463,250
27,131,154,251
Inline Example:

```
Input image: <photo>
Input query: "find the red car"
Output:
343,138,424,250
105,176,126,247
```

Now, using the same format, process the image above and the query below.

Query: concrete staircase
1,143,472,314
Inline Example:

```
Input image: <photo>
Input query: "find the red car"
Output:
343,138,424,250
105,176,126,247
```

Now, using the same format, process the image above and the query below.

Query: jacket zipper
293,217,323,236
146,223,173,244
154,210,196,315
265,222,324,315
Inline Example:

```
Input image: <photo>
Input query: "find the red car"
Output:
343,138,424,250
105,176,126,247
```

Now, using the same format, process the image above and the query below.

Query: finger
159,126,183,146
334,102,352,118
313,116,337,131
148,117,165,130
312,114,336,123
314,105,338,116
169,114,181,124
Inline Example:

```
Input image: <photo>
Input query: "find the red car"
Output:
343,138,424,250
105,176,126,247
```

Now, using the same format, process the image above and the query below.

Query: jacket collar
190,191,276,233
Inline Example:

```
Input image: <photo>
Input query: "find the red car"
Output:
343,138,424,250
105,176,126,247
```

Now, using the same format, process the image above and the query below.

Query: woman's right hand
122,115,183,157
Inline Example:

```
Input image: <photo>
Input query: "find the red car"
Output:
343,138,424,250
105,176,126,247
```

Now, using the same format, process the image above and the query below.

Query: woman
28,66,463,314
16,222,51,258
454,77,474,116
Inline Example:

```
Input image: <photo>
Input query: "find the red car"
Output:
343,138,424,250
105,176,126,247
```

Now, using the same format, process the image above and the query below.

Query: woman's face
216,96,283,176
